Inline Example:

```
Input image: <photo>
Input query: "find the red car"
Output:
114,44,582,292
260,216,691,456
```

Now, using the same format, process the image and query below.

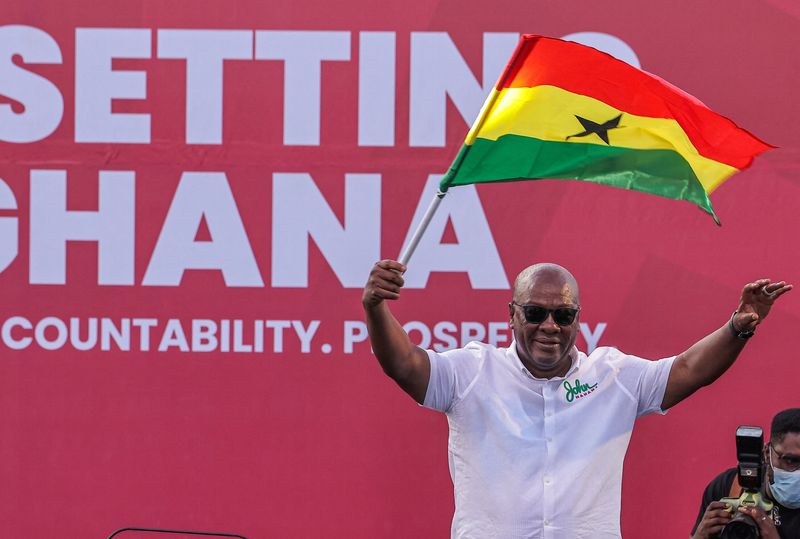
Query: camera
718,426,774,539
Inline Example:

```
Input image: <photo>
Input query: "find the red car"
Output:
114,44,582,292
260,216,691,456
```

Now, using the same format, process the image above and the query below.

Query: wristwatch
729,311,755,340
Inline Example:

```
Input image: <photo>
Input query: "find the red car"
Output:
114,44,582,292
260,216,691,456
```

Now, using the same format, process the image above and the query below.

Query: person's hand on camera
738,506,779,539
691,501,732,538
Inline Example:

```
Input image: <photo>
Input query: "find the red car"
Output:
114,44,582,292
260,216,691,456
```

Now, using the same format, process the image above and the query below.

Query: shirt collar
507,340,582,380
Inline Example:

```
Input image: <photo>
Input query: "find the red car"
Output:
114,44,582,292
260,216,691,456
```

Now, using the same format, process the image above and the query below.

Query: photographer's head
767,408,800,509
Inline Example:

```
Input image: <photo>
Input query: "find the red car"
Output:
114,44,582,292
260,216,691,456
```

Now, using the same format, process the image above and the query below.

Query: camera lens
720,513,760,539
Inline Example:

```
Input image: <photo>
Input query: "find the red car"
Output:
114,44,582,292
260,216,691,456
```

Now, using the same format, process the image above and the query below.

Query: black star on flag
566,114,623,145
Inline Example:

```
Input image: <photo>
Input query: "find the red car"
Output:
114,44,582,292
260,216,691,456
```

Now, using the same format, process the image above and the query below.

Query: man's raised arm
662,278,792,410
362,259,431,404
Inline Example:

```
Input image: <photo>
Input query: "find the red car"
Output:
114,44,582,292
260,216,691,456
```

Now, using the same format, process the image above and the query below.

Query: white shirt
423,341,675,539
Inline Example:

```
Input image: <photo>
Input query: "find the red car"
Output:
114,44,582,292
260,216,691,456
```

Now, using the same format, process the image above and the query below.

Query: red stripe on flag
495,35,772,170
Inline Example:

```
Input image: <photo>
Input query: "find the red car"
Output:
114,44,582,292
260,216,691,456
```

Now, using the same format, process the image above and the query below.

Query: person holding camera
691,409,800,539
363,260,791,538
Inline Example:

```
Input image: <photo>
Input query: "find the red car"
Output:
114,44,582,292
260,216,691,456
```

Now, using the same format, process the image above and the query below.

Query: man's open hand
733,279,792,333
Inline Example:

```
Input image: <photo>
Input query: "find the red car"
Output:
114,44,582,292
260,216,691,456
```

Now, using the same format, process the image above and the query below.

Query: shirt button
544,519,551,526
546,411,553,417
545,437,552,443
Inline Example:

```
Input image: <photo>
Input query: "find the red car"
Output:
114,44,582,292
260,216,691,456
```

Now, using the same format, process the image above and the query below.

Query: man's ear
508,302,515,325
764,442,775,484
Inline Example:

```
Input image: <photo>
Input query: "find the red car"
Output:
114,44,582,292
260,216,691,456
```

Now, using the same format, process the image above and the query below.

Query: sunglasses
511,302,580,326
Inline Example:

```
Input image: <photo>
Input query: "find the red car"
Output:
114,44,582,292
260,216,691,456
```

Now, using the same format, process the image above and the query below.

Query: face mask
771,454,800,509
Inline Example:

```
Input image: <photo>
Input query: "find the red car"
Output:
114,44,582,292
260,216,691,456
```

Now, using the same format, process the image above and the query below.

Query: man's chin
529,350,572,372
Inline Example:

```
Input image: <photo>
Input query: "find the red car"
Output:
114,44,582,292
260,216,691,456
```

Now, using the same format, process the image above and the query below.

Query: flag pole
396,37,528,266
396,143,468,265
397,91,506,266
398,190,446,265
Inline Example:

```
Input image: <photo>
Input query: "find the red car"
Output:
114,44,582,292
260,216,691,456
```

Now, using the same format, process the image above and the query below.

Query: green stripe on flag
443,134,717,221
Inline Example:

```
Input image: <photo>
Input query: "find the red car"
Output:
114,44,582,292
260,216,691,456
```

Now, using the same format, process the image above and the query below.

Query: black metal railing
107,527,249,539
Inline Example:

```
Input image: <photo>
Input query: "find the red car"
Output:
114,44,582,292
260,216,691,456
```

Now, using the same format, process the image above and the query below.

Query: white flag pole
396,39,517,266
397,190,447,266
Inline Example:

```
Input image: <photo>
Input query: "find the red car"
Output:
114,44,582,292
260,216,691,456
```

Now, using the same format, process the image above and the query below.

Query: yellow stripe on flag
467,85,738,193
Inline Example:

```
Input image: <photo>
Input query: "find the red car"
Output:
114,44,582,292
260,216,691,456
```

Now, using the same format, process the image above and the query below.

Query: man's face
509,271,580,377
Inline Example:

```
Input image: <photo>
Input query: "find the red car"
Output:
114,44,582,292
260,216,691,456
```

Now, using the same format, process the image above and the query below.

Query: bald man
362,260,791,539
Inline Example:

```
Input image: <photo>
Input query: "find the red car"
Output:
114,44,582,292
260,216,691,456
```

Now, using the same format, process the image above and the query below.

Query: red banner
1,1,799,537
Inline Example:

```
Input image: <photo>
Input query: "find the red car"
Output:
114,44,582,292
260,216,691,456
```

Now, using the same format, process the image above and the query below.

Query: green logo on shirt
563,378,598,402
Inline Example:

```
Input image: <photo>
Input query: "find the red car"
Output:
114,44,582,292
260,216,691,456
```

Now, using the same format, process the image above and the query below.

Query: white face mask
770,448,800,509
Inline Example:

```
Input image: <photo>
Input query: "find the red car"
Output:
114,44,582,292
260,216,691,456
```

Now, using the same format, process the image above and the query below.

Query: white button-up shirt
423,341,675,539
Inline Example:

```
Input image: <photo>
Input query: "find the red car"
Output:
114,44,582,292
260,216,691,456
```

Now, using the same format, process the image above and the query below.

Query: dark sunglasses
511,302,580,326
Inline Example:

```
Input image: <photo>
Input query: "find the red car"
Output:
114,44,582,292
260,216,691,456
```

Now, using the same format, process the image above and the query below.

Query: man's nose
539,313,560,331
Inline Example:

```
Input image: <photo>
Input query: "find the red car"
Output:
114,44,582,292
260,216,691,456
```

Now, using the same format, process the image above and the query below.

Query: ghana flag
441,35,773,224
